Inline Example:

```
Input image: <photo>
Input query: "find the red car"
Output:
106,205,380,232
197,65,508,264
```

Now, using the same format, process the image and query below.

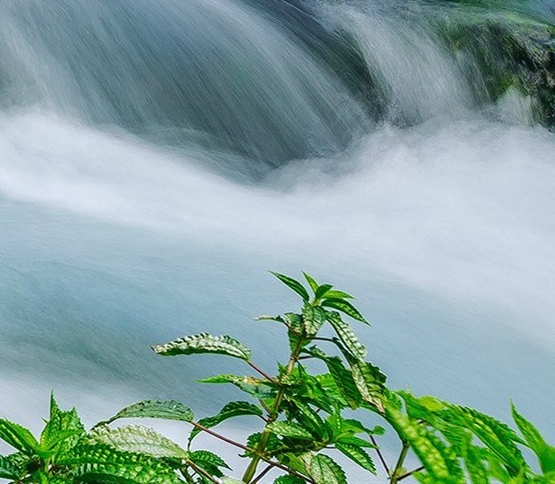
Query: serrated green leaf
288,400,327,441
321,356,362,410
276,452,312,476
0,419,39,455
220,477,245,484
338,418,378,438
398,391,477,461
512,404,555,474
40,397,85,457
153,333,251,361
326,312,367,361
60,442,182,483
188,450,230,471
309,454,347,484
486,450,512,482
185,450,227,479
295,371,340,413
267,422,315,440
406,394,449,416
321,299,368,324
0,453,22,479
199,375,277,399
336,442,376,474
462,443,489,484
189,401,262,445
321,290,354,300
349,360,386,413
49,392,61,419
274,475,305,484
526,473,555,483
246,432,282,457
49,477,74,484
281,313,304,351
283,313,306,351
88,425,187,459
399,391,458,434
287,331,303,354
98,400,194,426
454,406,526,475
385,393,463,482
302,345,327,359
277,365,336,414
315,284,333,300
302,304,326,337
283,313,302,332
303,272,319,293
302,348,363,410
336,436,376,448
415,472,450,484
271,272,309,302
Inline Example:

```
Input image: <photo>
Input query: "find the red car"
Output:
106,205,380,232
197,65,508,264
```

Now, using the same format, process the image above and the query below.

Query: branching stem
247,361,278,384
186,459,220,484
390,440,410,484
397,465,425,481
241,333,305,483
190,421,250,452
193,415,311,482
251,464,273,484
259,399,272,415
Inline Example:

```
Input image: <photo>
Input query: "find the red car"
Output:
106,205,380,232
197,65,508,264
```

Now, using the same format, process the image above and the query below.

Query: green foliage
511,404,555,474
189,401,263,445
0,271,552,483
0,395,187,484
153,333,252,361
273,476,305,484
307,453,347,484
325,311,367,360
336,442,376,474
97,399,194,426
0,419,40,455
62,442,183,483
88,425,188,459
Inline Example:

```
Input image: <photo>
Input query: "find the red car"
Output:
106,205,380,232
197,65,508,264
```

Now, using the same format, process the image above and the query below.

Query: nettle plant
1,272,555,484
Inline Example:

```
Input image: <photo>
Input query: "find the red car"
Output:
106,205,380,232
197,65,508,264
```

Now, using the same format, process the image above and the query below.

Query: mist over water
1,0,555,472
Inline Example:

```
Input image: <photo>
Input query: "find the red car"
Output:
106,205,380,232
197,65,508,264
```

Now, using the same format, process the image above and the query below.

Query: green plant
1,272,554,483
0,393,188,483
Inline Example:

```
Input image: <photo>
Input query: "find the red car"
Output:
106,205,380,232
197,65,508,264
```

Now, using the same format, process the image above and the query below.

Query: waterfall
0,0,554,470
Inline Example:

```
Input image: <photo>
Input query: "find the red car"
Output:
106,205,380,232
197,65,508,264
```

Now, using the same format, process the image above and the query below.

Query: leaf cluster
1,271,553,484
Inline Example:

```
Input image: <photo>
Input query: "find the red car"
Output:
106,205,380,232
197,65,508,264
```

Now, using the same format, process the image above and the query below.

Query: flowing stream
1,0,554,479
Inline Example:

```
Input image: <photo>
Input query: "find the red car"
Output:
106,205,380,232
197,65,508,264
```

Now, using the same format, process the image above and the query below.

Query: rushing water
1,0,554,479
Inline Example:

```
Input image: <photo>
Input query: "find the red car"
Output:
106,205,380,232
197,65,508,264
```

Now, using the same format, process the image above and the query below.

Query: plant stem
251,464,273,484
247,361,279,384
186,459,220,484
241,336,305,483
260,457,314,482
259,399,272,415
193,419,311,481
370,434,389,474
397,465,425,481
181,467,195,484
190,421,251,452
251,461,317,484
311,337,336,343
390,441,410,484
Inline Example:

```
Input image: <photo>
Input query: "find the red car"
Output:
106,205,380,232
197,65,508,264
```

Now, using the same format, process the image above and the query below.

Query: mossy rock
433,7,555,125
